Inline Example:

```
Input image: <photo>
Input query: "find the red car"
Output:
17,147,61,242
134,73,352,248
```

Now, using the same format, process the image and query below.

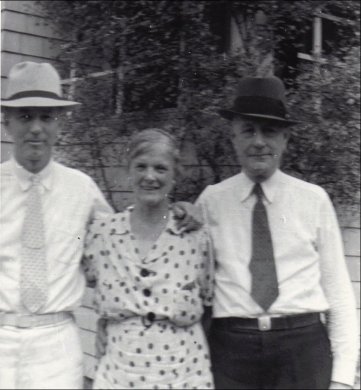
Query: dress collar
10,157,54,192
113,206,185,236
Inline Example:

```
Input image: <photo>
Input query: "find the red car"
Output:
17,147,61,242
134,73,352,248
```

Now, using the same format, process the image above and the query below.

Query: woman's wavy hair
126,128,184,178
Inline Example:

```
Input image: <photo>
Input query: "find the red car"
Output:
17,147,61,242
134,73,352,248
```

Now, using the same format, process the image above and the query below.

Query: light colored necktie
20,175,48,313
249,183,279,311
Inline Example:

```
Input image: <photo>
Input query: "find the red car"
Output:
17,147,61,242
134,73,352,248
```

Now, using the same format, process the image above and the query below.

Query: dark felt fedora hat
219,76,298,126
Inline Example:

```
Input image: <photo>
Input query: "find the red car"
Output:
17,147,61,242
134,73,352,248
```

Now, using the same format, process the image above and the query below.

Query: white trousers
0,318,83,389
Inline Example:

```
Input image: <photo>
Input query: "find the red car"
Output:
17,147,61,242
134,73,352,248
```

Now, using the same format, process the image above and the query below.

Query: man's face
231,116,290,182
5,107,62,173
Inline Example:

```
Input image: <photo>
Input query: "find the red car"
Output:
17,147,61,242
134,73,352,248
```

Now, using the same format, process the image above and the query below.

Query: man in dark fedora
197,76,358,389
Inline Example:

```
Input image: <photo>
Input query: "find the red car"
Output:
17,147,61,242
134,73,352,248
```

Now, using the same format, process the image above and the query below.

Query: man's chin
26,155,46,165
138,195,164,207
20,153,50,173
247,166,274,182
28,155,43,161
24,148,46,160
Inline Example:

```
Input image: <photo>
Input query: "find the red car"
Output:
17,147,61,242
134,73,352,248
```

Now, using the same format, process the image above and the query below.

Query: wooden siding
1,0,65,162
75,290,98,378
339,207,361,344
1,0,64,101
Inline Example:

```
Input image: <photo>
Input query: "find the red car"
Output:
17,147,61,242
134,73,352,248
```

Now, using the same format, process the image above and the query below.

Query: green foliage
38,0,360,209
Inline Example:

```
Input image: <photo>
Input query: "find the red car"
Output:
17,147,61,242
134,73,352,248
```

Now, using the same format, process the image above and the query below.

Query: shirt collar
239,169,283,204
10,157,54,192
238,172,256,202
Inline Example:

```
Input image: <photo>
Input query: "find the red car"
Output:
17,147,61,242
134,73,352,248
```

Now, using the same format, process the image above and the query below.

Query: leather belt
213,313,322,332
0,311,73,328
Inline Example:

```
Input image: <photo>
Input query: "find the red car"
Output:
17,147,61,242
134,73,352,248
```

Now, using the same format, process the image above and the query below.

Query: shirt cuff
332,356,359,387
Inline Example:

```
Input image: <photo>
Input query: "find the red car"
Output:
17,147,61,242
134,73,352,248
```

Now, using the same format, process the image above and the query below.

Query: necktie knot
30,175,42,186
253,183,264,200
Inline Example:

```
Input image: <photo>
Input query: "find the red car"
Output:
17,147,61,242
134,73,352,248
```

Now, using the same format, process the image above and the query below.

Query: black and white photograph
0,1,360,389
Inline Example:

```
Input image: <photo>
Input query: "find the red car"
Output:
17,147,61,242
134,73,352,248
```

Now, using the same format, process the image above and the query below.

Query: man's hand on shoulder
172,201,203,232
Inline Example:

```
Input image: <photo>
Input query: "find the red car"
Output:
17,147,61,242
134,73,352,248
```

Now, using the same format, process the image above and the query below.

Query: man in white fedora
0,61,201,389
197,76,358,389
0,61,113,389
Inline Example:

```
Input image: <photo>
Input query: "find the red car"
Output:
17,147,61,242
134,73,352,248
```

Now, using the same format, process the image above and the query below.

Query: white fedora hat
1,61,80,107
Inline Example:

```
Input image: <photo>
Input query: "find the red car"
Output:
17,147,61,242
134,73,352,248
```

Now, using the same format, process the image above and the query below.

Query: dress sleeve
81,218,103,285
198,228,215,307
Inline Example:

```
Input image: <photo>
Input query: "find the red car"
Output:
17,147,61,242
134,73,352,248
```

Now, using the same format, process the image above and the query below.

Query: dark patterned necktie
20,175,48,312
249,183,279,311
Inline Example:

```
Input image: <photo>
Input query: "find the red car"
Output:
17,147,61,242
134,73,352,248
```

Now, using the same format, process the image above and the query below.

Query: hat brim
1,97,81,108
218,109,299,126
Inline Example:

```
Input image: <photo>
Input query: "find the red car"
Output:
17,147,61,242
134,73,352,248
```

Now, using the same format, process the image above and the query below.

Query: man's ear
56,107,68,120
283,128,291,143
1,110,9,126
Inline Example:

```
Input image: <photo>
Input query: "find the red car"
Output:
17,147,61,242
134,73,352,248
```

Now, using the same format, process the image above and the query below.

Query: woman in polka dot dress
83,129,214,389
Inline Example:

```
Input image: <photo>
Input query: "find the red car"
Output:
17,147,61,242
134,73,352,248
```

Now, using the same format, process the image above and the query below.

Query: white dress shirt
0,158,113,314
197,169,358,386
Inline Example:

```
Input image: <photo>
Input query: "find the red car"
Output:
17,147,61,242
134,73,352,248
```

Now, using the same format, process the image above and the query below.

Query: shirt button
140,269,149,277
143,288,151,297
147,312,155,322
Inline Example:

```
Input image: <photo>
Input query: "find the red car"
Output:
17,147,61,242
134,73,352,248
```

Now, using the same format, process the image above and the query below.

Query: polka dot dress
83,207,214,389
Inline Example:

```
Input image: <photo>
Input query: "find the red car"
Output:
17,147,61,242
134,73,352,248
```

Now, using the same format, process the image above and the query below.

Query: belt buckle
17,315,34,328
258,315,272,331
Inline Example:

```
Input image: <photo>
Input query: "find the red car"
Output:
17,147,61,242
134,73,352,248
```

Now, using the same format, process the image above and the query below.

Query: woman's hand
172,202,203,232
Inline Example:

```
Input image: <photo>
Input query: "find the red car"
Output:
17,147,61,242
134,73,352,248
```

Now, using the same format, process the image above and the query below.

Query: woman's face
129,143,175,207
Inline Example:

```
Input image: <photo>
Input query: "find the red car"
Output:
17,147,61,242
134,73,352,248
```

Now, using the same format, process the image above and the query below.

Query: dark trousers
208,320,332,389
